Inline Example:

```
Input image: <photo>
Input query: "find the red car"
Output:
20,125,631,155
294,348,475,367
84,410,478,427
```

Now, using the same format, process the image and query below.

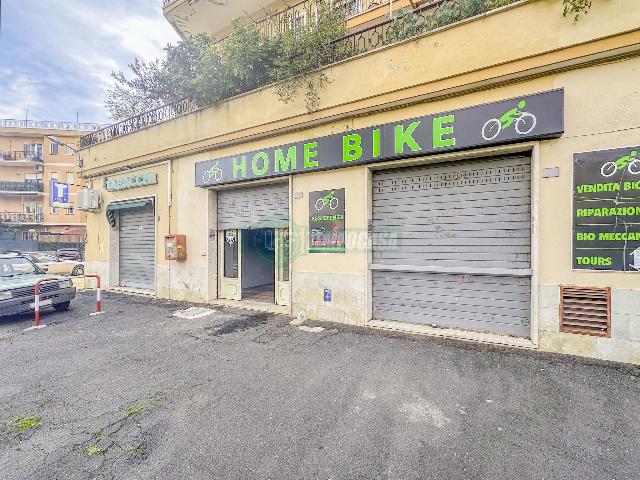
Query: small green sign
105,173,158,192
309,188,346,253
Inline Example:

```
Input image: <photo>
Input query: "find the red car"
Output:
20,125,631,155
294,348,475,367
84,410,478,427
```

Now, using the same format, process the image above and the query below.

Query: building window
22,231,38,241
50,142,58,155
50,206,59,215
50,171,59,181
66,172,74,185
24,143,43,158
66,146,74,156
25,173,43,183
66,205,74,215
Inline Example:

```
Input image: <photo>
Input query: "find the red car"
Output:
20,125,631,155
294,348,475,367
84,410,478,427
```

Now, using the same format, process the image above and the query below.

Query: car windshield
0,257,43,277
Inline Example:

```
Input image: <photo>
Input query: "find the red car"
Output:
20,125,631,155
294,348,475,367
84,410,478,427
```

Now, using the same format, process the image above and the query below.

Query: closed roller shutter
217,183,289,230
372,155,532,337
119,205,156,290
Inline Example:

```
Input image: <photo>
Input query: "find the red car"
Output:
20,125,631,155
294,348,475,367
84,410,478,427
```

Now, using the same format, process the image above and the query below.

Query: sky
0,0,180,124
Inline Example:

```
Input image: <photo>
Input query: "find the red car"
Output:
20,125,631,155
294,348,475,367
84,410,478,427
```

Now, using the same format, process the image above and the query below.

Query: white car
23,252,85,277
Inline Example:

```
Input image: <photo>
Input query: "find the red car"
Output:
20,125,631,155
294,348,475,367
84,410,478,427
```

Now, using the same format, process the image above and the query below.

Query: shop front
81,21,640,363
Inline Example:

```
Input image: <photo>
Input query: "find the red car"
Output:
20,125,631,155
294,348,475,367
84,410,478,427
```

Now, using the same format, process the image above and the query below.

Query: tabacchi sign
105,172,158,192
195,89,564,187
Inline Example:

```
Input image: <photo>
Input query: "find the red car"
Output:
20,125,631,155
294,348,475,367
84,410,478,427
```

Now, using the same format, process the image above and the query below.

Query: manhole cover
173,307,216,319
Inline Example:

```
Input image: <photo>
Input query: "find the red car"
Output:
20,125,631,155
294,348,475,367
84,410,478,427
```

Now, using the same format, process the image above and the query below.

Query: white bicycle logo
600,150,640,177
202,163,223,183
482,100,537,141
315,191,339,211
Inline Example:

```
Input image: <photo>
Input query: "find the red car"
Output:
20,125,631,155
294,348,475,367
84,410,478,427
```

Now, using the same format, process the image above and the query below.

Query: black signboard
309,188,346,253
195,89,564,187
573,146,640,271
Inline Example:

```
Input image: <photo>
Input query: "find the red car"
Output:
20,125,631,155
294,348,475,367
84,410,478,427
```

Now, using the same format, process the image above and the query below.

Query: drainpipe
167,159,173,300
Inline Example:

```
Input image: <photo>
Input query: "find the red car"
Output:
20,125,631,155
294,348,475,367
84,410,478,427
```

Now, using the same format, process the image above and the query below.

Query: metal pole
34,283,41,327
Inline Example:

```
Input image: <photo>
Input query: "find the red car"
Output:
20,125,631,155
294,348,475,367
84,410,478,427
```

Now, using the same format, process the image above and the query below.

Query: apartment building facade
0,120,102,242
79,0,640,363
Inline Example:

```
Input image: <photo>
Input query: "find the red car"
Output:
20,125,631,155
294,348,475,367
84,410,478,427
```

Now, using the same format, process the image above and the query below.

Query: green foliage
106,0,587,119
84,445,105,457
271,0,350,111
385,0,518,44
563,0,593,20
6,415,41,433
126,405,145,417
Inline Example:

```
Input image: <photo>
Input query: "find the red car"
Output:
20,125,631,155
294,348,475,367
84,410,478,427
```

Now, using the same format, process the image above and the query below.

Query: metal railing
0,119,109,132
79,98,199,149
333,0,460,55
0,212,44,223
0,180,45,193
0,151,43,162
162,0,179,8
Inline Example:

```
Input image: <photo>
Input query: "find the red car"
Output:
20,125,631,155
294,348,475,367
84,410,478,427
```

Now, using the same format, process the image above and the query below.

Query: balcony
0,212,44,224
0,181,45,194
0,151,44,163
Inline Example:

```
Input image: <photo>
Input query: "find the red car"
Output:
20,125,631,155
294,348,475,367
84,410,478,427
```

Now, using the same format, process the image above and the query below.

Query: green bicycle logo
600,150,640,177
202,162,222,183
315,190,339,211
482,100,537,141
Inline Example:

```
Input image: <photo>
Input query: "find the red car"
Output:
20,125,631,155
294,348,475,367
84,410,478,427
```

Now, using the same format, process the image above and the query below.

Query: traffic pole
34,283,41,327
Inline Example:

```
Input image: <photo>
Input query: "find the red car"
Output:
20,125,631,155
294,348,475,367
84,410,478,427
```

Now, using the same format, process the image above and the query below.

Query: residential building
79,0,640,363
0,120,104,242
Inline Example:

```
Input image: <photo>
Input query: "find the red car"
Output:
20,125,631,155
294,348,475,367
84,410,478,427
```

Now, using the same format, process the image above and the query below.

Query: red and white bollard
84,275,104,316
29,277,59,330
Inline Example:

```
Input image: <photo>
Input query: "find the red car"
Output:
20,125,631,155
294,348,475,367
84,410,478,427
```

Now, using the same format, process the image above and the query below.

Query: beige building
0,120,102,242
80,0,640,363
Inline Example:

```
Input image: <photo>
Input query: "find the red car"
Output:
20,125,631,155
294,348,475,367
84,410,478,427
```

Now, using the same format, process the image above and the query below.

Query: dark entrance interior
241,228,275,303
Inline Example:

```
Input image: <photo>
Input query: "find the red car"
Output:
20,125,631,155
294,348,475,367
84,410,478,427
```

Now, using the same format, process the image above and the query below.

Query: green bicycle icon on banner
202,162,223,183
315,190,339,211
600,150,640,177
482,100,537,141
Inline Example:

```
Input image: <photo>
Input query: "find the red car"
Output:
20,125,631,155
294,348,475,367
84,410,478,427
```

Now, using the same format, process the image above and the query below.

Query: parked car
23,252,85,276
0,251,76,316
55,248,83,261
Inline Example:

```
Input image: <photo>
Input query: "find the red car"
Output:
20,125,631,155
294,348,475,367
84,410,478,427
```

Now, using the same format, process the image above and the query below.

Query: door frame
210,177,293,313
365,142,540,348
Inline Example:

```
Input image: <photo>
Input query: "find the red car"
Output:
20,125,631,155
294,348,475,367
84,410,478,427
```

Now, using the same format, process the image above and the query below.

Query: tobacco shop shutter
371,155,532,337
217,183,289,230
118,202,156,291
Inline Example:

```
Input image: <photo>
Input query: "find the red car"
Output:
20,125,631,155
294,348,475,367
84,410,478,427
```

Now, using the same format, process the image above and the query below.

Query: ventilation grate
560,286,611,337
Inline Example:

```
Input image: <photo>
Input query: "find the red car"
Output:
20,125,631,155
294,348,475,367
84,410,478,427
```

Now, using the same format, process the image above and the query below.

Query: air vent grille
560,286,611,337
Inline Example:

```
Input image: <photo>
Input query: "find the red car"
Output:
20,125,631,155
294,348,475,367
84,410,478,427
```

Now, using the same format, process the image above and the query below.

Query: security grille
560,286,611,337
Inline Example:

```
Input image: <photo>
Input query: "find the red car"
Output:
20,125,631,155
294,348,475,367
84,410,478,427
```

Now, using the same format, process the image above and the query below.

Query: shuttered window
217,183,289,230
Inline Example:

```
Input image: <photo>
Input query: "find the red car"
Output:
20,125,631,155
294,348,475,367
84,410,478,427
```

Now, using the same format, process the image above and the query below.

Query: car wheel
54,301,71,312
72,265,84,276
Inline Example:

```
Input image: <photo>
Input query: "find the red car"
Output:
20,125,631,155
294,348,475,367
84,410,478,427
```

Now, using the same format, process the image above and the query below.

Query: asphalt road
0,292,638,480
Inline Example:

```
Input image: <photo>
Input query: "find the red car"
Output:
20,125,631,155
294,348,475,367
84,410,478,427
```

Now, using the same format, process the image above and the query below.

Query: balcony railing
0,181,45,193
0,212,44,223
163,0,178,8
0,119,110,132
79,98,199,149
0,151,44,162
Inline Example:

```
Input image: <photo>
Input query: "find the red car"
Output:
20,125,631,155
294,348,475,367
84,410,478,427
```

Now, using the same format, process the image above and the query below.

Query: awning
106,198,154,230
106,199,154,212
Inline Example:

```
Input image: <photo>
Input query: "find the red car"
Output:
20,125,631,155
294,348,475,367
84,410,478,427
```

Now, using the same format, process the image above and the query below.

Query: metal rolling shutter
372,155,532,337
119,205,156,290
217,183,289,230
